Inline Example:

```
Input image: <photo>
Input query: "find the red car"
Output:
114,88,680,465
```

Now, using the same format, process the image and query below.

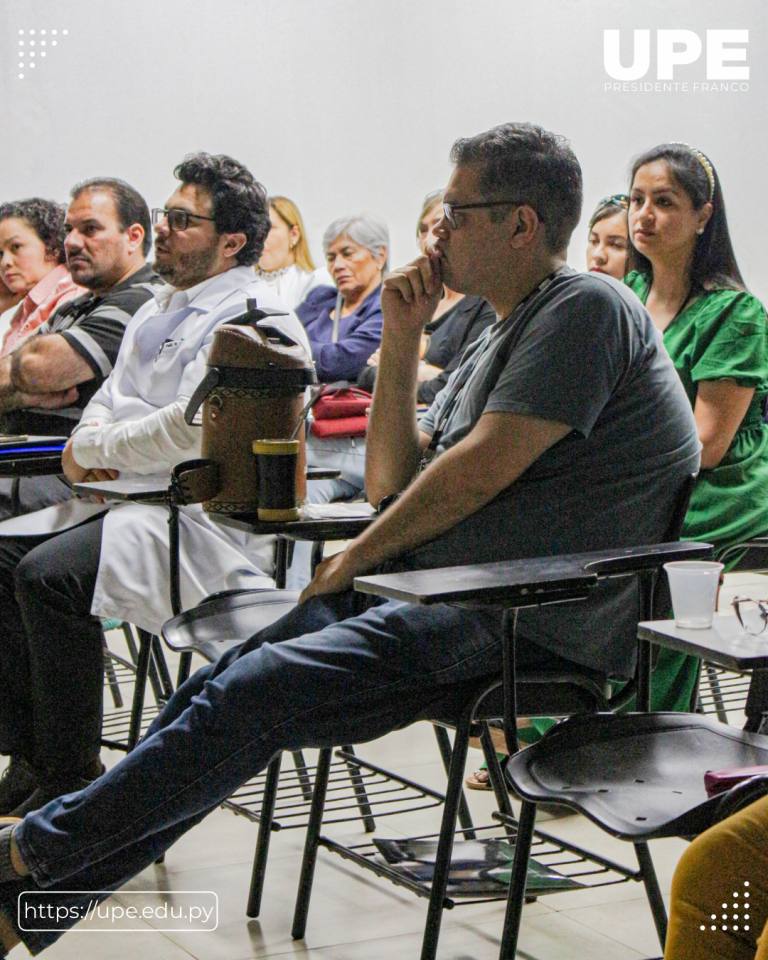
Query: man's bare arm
0,348,79,413
11,334,94,394
302,410,572,601
0,356,13,408
365,255,444,506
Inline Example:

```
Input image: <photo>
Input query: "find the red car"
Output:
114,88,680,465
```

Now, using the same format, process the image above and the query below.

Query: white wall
1,0,766,301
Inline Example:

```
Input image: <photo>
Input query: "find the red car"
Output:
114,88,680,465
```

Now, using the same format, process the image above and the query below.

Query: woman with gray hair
296,213,387,382
286,216,388,587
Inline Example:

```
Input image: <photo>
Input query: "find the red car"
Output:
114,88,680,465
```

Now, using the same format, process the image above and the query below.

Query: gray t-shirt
403,268,701,677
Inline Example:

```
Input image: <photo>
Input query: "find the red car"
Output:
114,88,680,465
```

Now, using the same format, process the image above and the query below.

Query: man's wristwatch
376,494,400,515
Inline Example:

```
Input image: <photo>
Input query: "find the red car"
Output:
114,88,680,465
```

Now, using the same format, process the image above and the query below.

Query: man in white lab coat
0,153,311,817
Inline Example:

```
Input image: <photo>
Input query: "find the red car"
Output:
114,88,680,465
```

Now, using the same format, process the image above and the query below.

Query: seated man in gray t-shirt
0,124,701,951
411,266,698,676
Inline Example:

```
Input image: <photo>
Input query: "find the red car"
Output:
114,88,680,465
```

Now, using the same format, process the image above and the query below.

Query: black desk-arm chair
502,712,768,959
161,513,381,919
496,544,768,960
336,539,712,960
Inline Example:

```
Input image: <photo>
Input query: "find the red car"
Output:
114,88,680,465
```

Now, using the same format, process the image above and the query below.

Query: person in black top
359,191,495,404
0,178,160,516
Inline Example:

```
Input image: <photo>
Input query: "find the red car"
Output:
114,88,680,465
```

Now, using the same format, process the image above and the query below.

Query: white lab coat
65,265,311,635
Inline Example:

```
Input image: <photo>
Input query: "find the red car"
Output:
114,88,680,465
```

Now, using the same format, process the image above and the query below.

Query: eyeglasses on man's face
732,596,768,636
151,208,216,232
441,199,541,230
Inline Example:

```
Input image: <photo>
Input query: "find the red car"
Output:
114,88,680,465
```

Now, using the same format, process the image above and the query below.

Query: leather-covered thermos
183,300,317,514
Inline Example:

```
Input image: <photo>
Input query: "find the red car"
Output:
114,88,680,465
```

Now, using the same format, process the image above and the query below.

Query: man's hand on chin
380,252,444,337
299,549,367,605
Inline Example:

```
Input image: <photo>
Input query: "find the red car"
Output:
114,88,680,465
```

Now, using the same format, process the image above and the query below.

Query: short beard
153,246,219,289
68,259,103,290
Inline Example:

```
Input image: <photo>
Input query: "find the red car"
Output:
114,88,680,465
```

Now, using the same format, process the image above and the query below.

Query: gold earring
289,242,296,251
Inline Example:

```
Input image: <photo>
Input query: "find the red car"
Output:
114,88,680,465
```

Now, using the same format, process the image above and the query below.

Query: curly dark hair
0,198,67,264
173,153,270,266
450,123,583,253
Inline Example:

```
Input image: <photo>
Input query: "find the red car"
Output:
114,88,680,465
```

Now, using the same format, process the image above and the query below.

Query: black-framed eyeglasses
441,199,541,230
732,596,768,636
151,208,216,232
597,194,630,209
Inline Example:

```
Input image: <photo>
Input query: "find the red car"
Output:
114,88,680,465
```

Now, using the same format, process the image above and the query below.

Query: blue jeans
306,435,366,490
9,589,515,952
285,478,365,591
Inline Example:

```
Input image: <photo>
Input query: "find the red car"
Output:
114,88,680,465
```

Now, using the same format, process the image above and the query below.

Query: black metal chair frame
162,545,478,919
289,536,713,960
713,539,768,733
161,495,427,918
497,536,768,959
688,538,768,731
101,623,175,752
500,712,768,960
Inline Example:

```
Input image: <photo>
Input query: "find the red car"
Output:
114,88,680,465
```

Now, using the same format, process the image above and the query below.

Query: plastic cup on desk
663,560,724,629
253,439,300,521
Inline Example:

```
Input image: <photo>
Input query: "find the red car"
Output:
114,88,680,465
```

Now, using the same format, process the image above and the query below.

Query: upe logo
604,30,749,80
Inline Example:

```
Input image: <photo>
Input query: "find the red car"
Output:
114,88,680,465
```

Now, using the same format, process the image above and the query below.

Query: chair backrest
578,473,700,579
649,471,700,624
513,472,707,720
717,538,768,572
665,472,698,542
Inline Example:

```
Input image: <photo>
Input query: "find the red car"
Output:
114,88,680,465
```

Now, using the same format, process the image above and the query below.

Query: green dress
625,271,768,709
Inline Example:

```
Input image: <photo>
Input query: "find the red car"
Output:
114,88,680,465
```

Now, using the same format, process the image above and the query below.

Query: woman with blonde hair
256,196,332,308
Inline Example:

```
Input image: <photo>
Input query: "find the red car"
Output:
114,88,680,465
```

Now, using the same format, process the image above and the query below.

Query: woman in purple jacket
297,214,387,382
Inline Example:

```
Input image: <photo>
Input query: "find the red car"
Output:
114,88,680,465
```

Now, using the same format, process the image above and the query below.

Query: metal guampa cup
253,439,300,521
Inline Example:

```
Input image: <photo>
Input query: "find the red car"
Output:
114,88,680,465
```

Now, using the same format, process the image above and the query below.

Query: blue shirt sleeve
299,287,383,381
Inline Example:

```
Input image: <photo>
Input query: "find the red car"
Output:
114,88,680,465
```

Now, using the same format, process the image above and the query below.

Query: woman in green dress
625,141,768,710
466,155,766,790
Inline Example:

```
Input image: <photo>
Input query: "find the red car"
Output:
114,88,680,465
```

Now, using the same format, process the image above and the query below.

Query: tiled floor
5,571,765,959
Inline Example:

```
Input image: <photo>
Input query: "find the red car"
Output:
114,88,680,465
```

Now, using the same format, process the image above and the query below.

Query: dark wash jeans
7,588,554,953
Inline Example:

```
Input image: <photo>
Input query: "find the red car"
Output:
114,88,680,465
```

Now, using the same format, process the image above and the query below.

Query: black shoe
10,762,105,818
0,759,37,816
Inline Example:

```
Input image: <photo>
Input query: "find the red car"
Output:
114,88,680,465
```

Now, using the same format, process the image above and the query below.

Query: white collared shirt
153,274,220,315
71,265,311,476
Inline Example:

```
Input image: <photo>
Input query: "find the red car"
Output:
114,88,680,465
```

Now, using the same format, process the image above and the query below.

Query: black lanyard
423,269,565,461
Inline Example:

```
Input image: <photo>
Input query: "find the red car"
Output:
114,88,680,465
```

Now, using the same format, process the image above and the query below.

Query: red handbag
309,385,371,439
312,386,372,420
704,765,768,797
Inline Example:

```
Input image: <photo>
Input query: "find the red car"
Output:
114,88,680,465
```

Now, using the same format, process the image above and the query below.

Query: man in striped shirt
0,178,160,515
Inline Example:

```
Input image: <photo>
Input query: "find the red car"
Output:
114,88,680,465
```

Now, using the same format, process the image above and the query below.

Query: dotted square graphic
701,881,751,933
16,28,68,79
